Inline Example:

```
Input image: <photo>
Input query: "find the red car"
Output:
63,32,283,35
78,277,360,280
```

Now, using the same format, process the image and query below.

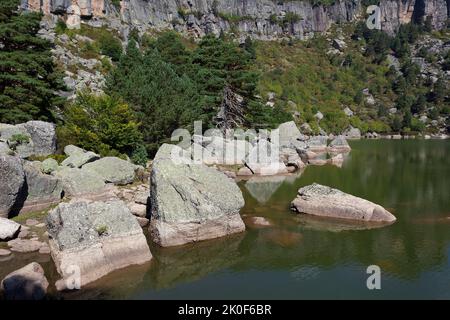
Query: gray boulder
82,157,136,185
21,121,56,157
55,167,106,197
245,140,288,176
328,136,351,152
46,199,152,289
61,150,99,168
306,136,328,152
22,161,63,214
0,121,56,158
0,217,21,241
150,144,245,247
291,183,396,223
344,126,361,140
41,158,59,174
1,262,49,300
275,121,301,147
0,155,26,218
63,145,85,157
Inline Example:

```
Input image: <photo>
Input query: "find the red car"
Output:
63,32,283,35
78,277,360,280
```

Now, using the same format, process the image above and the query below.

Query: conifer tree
0,0,65,124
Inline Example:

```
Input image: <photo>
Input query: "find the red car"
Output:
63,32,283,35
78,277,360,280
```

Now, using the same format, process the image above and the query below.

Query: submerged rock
46,199,152,290
149,144,245,247
291,183,396,223
1,262,49,300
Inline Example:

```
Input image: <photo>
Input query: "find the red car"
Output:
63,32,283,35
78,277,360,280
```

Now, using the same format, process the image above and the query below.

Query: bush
99,33,123,61
58,92,146,163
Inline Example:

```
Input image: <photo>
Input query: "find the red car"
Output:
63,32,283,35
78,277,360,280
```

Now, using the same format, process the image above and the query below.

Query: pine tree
106,43,206,155
0,0,65,124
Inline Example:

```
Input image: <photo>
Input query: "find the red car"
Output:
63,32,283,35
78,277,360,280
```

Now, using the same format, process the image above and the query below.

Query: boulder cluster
1,120,397,300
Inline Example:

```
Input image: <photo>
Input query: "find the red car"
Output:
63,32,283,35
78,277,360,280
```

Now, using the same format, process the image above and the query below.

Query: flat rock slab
1,262,49,300
0,217,21,241
0,248,11,256
7,239,46,253
291,183,396,223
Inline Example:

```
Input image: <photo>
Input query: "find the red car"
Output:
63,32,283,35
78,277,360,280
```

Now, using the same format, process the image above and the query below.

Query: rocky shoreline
0,119,414,299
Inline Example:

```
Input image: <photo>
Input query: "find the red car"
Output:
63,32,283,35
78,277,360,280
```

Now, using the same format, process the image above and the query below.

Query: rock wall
21,0,449,38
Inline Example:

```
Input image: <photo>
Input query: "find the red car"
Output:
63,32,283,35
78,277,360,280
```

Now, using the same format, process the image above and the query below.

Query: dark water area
2,140,449,299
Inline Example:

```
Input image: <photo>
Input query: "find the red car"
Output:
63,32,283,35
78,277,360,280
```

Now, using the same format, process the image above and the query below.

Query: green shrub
99,33,123,61
57,92,146,163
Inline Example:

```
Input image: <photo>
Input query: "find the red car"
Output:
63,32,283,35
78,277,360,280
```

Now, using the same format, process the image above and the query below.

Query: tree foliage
0,0,65,124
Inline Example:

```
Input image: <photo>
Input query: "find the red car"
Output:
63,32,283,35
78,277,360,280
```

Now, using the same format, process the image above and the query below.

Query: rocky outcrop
0,121,56,158
380,0,449,35
149,144,245,247
0,155,26,218
1,262,49,300
22,1,449,39
46,199,152,290
0,217,21,241
291,183,397,223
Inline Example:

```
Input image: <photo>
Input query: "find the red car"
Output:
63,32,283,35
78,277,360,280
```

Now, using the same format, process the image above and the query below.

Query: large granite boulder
55,167,106,197
343,126,362,140
0,217,21,241
82,157,136,185
275,121,302,147
291,183,396,223
306,136,328,152
150,144,245,247
22,161,63,213
46,199,152,290
21,121,57,156
245,140,288,176
328,136,351,152
204,137,251,165
1,262,49,300
0,121,56,158
0,155,26,217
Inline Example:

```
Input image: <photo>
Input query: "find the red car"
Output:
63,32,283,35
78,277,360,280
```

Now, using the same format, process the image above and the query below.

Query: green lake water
1,140,449,299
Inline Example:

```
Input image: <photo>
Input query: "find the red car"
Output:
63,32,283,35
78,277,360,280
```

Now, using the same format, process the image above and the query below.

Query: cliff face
21,0,449,38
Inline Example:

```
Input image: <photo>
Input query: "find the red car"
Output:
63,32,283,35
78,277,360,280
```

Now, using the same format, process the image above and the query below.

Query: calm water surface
2,140,449,299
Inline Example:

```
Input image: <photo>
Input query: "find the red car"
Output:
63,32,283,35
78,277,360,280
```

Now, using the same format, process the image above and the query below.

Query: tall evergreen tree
0,0,65,124
106,41,206,155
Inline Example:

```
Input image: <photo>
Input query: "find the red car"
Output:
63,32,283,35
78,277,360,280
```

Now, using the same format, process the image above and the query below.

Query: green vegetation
107,34,289,155
57,92,145,160
0,0,65,124
96,225,108,236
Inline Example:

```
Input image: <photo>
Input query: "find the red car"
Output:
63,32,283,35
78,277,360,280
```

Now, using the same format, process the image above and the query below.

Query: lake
2,140,449,299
